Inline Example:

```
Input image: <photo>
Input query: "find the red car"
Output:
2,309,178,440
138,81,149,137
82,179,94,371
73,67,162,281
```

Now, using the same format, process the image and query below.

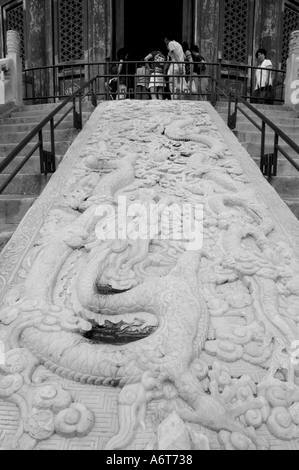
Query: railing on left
0,77,97,194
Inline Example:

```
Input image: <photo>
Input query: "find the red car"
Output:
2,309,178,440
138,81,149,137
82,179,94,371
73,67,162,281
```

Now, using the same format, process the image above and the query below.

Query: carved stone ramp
1,100,299,451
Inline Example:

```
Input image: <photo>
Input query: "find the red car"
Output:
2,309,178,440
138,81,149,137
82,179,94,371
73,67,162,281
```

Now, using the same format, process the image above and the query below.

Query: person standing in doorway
252,48,274,104
135,60,151,99
191,45,208,101
165,32,188,99
109,48,129,100
144,50,166,100
182,42,194,84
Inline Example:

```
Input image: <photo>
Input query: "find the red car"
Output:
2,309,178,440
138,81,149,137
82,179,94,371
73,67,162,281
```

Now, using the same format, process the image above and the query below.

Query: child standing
135,61,150,100
145,50,166,100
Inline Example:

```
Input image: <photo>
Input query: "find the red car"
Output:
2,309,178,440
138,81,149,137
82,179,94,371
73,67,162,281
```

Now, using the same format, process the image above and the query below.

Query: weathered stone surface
0,100,299,451
188,426,210,450
158,412,191,451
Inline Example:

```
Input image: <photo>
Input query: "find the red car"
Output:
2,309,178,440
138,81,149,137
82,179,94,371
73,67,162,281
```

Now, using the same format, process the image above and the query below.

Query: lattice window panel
6,3,25,68
223,0,249,63
59,0,84,62
281,4,299,70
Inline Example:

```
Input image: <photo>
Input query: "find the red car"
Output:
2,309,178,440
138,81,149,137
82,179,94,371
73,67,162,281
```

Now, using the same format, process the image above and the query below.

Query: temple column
24,0,48,101
4,30,23,106
253,0,283,69
88,0,113,62
195,0,220,62
24,0,47,68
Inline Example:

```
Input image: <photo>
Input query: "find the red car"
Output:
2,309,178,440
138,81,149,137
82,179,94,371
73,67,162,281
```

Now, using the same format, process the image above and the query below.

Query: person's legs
117,83,127,100
157,87,164,100
150,86,158,100
190,74,199,101
141,86,149,100
251,88,261,104
168,64,175,100
136,85,142,100
266,85,274,105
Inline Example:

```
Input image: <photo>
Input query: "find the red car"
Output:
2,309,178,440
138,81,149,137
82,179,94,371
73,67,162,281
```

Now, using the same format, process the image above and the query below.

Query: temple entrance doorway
113,0,194,60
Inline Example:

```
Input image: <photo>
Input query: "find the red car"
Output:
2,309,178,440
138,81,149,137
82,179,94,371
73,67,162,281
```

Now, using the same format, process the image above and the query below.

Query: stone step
253,157,299,177
0,155,64,175
232,115,299,127
17,103,65,112
216,102,297,113
235,130,299,145
17,101,94,112
0,102,17,119
0,223,18,252
0,194,37,224
0,141,72,159
234,123,297,135
11,103,94,118
241,142,299,159
0,127,78,144
0,120,76,133
283,198,299,220
0,111,92,126
267,176,299,198
217,109,299,124
0,174,51,195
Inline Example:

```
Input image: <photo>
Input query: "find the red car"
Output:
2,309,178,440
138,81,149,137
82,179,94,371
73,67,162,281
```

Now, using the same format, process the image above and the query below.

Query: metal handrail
0,77,97,194
212,77,299,177
23,61,286,103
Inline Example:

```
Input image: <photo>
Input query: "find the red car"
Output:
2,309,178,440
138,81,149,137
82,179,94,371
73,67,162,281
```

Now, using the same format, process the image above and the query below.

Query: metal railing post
73,96,77,127
261,121,266,173
228,93,232,127
50,117,56,172
39,129,44,173
273,133,279,177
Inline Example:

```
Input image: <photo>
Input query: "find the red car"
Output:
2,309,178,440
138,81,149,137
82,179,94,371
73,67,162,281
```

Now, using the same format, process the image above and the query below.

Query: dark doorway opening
124,0,184,60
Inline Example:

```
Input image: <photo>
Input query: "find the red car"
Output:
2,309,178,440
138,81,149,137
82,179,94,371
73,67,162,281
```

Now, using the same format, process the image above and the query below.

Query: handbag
258,85,274,103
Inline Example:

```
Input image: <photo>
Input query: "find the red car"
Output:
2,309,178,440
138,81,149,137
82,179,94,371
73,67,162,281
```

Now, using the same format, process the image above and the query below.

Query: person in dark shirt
109,48,130,100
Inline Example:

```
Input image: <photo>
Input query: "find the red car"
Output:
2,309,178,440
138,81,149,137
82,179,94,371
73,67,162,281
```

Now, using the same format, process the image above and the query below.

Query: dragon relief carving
1,100,299,450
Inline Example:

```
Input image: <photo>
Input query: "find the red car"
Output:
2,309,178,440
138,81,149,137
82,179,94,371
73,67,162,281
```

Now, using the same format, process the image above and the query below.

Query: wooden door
218,0,255,95
52,0,89,95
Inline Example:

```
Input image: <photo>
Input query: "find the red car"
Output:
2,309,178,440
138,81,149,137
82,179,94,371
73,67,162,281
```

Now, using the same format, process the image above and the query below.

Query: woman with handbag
252,48,274,105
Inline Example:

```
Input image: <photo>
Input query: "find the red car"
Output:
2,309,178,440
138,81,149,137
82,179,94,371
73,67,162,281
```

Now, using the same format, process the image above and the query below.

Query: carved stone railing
0,30,23,106
285,30,299,108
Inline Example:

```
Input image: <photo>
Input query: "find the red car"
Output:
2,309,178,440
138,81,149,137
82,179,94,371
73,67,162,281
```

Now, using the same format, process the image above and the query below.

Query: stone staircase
0,101,95,250
216,101,299,219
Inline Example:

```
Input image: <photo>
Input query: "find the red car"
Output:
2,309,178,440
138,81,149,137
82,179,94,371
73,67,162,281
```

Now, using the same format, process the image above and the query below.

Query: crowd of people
107,36,275,105
107,32,209,101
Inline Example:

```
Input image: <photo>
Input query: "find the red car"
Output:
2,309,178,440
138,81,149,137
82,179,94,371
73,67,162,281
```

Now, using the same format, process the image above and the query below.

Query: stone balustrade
285,30,299,109
0,30,23,107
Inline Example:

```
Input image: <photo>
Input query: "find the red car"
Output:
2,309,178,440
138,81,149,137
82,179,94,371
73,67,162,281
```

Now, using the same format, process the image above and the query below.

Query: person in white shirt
165,32,188,100
252,48,274,104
